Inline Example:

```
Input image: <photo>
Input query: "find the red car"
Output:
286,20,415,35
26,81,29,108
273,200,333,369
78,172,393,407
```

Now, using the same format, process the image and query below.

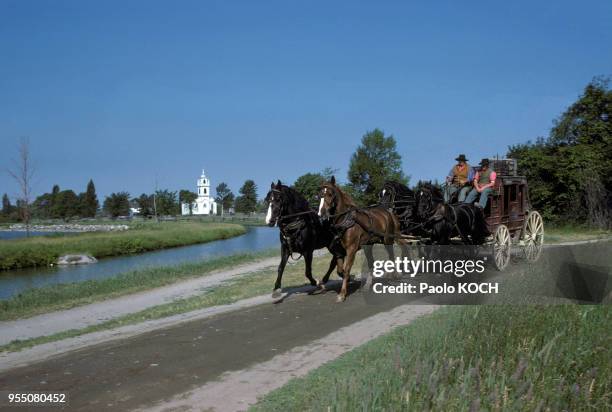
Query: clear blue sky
1,0,611,201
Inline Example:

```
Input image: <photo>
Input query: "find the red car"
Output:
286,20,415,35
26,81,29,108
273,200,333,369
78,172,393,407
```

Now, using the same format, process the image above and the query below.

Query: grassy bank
545,224,611,243
0,248,280,321
253,305,611,411
1,252,334,352
0,221,246,270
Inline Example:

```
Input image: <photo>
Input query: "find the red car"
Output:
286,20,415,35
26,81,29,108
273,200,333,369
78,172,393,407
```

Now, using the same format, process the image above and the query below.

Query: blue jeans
443,184,471,203
464,187,493,208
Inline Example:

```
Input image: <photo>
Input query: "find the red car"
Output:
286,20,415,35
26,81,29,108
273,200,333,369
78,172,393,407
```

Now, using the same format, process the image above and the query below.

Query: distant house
181,170,218,215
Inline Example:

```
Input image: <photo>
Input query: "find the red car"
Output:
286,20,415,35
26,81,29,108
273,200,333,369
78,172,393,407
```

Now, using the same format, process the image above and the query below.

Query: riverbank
0,249,329,352
0,221,246,270
0,248,279,321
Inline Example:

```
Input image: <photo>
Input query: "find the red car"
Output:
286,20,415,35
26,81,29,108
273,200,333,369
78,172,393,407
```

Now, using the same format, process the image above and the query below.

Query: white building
181,170,218,215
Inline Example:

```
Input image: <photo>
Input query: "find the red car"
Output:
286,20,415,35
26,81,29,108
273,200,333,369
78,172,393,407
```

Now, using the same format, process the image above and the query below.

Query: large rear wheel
492,224,511,271
522,211,544,261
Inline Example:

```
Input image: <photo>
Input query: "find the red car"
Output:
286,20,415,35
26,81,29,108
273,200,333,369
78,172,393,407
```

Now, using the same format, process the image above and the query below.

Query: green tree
215,182,233,216
179,190,198,215
508,77,611,227
103,192,131,218
347,129,408,205
49,184,61,219
54,190,80,220
2,194,11,216
294,173,325,209
235,180,258,214
81,179,99,218
155,190,179,216
135,194,153,217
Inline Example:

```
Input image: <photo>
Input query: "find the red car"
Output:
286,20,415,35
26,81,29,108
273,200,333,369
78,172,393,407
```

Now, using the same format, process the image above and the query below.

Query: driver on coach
443,154,472,203
464,158,496,209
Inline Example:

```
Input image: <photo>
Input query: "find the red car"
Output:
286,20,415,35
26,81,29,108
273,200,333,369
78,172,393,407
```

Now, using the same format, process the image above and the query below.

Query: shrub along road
0,240,608,411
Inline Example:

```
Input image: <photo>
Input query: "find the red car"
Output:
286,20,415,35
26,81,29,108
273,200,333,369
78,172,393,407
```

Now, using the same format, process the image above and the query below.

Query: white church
181,170,218,215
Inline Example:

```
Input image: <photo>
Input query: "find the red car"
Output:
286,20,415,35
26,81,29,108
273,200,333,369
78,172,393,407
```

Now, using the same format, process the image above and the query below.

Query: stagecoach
384,159,545,271
483,159,544,270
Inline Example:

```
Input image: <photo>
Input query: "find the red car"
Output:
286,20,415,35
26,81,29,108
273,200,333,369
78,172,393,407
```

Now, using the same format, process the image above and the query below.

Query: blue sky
1,0,611,201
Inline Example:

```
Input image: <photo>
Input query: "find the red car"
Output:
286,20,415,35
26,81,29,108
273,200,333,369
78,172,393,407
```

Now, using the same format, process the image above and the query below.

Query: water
0,226,280,299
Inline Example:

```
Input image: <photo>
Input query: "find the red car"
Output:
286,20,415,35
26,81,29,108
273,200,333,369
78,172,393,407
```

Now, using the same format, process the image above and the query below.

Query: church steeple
197,169,210,198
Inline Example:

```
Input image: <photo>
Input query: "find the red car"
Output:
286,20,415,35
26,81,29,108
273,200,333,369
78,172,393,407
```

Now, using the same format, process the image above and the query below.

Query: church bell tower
198,170,210,199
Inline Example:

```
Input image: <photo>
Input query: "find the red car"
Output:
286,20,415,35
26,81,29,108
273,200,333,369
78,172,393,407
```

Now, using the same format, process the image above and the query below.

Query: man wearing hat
464,158,497,209
443,154,472,203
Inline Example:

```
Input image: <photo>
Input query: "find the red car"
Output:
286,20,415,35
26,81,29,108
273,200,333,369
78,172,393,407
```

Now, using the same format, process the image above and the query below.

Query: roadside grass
0,221,246,270
0,253,338,353
252,305,611,412
545,224,611,244
0,248,279,321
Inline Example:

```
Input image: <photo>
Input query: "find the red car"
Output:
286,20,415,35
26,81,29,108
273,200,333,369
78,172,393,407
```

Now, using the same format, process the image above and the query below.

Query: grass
252,305,611,411
0,253,334,353
0,248,280,321
0,220,246,270
545,224,611,244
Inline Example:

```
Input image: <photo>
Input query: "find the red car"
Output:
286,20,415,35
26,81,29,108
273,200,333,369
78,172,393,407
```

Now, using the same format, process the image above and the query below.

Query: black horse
378,181,418,234
415,183,489,245
265,181,344,298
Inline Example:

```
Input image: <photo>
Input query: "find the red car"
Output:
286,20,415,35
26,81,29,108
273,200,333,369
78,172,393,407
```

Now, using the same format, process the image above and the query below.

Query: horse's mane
417,182,443,200
383,181,414,198
323,183,357,209
278,184,311,212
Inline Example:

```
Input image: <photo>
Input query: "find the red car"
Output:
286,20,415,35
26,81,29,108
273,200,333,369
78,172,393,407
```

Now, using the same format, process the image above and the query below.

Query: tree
103,192,131,218
7,137,34,235
54,190,80,220
179,190,198,215
135,194,153,217
235,180,258,214
294,173,325,209
508,77,611,227
215,182,233,216
1,193,15,221
347,129,408,205
155,190,179,216
81,179,99,218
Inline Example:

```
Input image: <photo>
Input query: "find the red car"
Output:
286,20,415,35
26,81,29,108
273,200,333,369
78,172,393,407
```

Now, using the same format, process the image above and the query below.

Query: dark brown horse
318,176,409,302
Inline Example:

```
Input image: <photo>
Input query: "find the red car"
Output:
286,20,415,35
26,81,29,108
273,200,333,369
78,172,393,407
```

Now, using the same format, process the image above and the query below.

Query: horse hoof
336,294,346,303
272,289,282,299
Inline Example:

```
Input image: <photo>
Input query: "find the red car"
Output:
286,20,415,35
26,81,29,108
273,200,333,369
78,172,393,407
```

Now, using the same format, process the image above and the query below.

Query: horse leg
338,245,358,302
318,255,337,289
272,243,289,298
303,250,317,286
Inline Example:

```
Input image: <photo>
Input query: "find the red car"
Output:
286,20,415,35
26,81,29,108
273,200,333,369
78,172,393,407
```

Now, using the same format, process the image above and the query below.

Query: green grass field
252,305,611,411
0,220,246,270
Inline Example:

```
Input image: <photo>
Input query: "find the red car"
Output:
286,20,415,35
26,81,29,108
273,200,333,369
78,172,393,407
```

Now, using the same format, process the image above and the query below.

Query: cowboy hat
455,154,468,162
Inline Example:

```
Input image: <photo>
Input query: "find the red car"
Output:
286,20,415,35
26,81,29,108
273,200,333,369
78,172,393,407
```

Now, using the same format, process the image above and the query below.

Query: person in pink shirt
464,158,496,209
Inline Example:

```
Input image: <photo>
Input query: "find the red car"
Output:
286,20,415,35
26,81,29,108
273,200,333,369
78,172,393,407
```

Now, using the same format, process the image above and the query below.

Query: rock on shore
57,254,98,265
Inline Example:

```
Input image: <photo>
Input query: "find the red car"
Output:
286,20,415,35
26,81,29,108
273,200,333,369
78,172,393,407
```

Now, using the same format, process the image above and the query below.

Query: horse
265,181,345,298
318,176,410,302
415,183,488,245
431,203,490,245
378,181,418,234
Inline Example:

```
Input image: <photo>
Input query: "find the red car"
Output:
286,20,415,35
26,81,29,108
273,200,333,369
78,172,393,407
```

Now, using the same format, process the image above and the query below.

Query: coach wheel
492,224,511,271
522,211,544,261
